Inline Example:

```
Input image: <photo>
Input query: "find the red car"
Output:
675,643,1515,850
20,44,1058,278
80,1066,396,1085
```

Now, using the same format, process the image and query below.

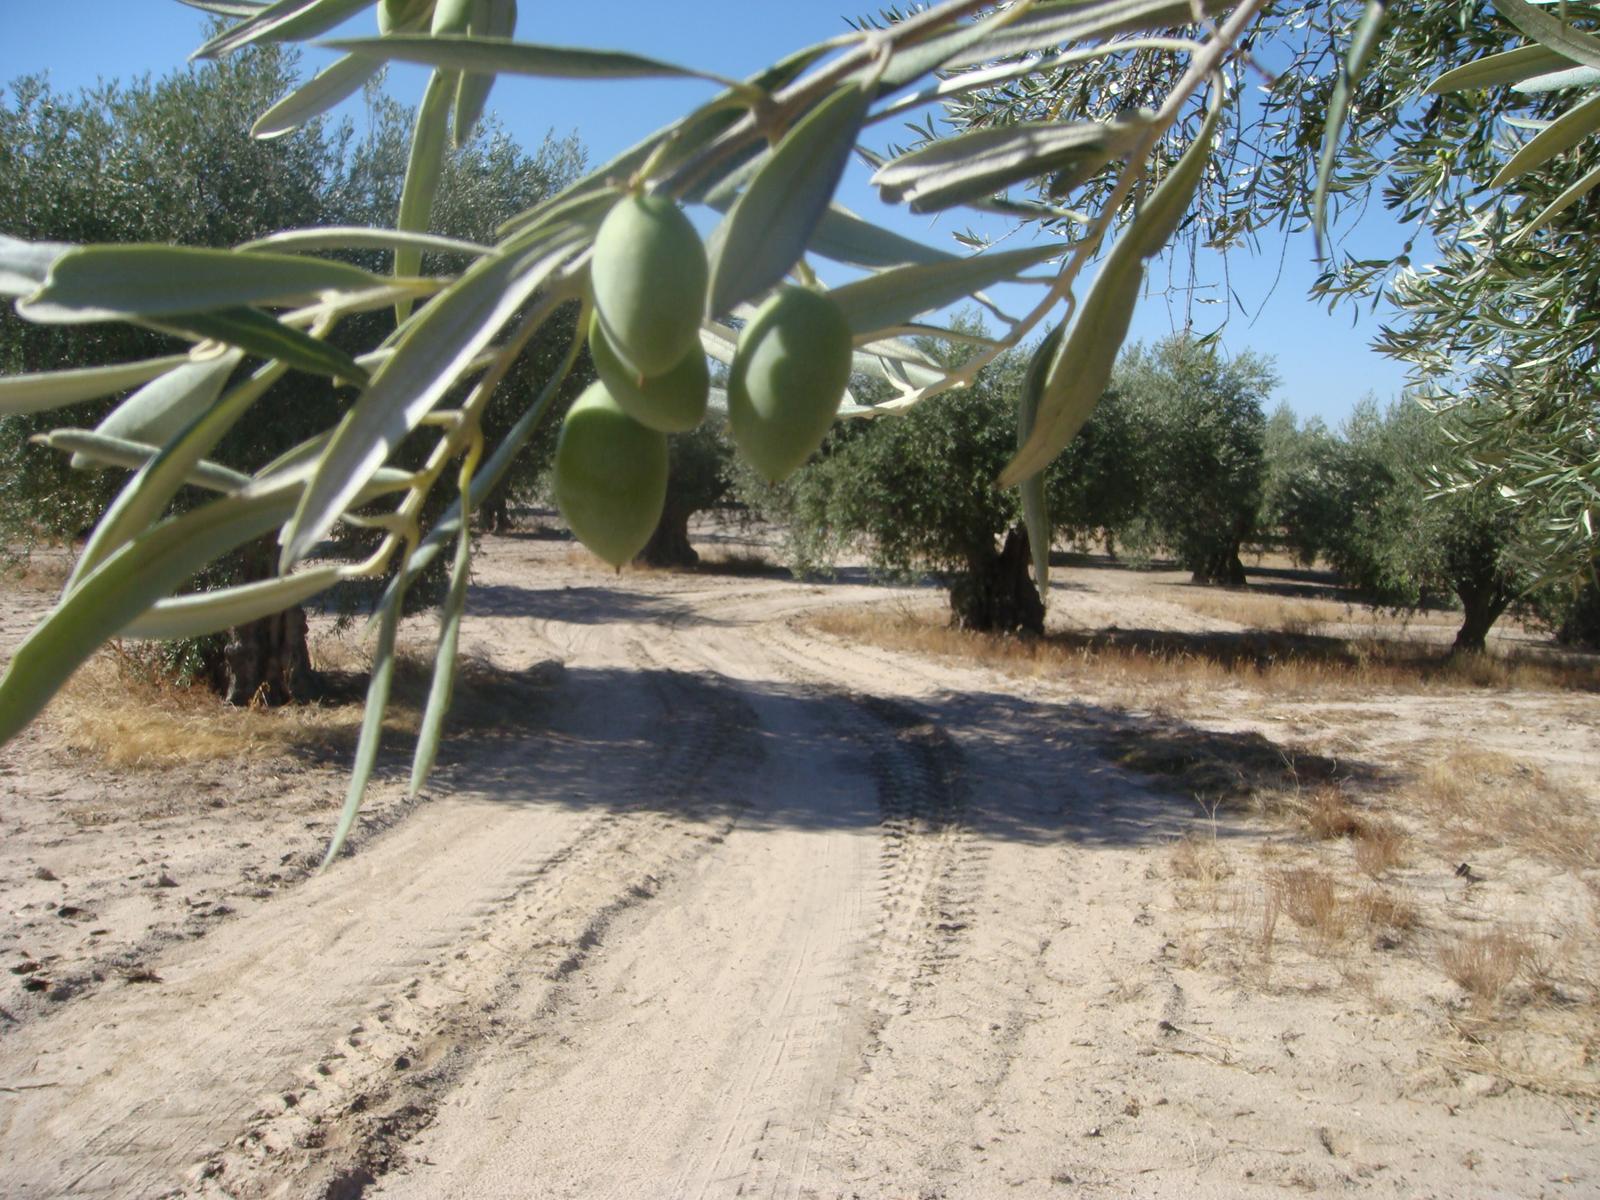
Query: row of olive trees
0,45,590,699
726,330,1274,633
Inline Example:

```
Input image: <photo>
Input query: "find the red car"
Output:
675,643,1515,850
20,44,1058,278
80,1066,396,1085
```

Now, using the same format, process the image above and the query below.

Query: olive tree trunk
1451,583,1513,655
213,605,318,706
949,527,1045,636
635,496,698,568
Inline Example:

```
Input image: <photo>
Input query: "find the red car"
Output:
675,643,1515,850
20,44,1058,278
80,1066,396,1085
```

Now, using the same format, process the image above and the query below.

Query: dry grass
1355,885,1419,938
1410,745,1600,871
3,549,73,593
1303,786,1366,840
1439,929,1535,1015
1272,867,1349,951
49,638,556,769
807,606,1600,699
1353,820,1410,877
1170,591,1347,637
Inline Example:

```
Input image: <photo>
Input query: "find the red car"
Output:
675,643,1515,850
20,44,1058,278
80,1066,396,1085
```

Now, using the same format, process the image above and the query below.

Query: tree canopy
2,0,1595,855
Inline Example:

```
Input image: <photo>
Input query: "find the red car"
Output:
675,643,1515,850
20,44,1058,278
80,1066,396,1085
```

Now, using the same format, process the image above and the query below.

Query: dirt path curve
2,545,1592,1198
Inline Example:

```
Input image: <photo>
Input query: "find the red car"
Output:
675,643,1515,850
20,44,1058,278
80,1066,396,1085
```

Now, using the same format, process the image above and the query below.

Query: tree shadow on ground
466,583,728,627
373,664,1397,852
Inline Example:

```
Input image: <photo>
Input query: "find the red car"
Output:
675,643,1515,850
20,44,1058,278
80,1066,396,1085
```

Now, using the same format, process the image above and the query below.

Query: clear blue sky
2,1,1414,425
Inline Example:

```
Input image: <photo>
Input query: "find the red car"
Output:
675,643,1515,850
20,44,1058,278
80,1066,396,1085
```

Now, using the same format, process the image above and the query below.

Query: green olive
727,287,852,483
554,382,669,568
378,0,434,34
430,0,473,34
588,310,708,435
590,193,708,377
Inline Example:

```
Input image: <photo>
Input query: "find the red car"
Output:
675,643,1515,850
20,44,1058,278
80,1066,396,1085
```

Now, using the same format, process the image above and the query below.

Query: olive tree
1118,336,1274,586
0,0,1590,858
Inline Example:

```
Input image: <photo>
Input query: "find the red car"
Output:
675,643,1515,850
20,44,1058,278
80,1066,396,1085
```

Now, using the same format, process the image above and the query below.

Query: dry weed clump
48,638,553,769
1272,867,1349,951
1411,745,1600,871
1170,590,1345,636
807,606,1600,700
1352,820,1410,877
1439,929,1535,1015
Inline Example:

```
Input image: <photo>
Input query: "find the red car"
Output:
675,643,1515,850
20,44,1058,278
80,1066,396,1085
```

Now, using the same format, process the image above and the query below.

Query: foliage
953,0,1600,573
1318,398,1544,651
1,0,1590,855
1261,406,1344,568
1116,336,1274,585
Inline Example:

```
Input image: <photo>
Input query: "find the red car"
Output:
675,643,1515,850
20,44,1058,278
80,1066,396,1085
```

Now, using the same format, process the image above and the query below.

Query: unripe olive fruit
588,310,708,435
590,193,708,377
378,0,434,34
430,0,473,34
554,382,669,568
727,287,853,483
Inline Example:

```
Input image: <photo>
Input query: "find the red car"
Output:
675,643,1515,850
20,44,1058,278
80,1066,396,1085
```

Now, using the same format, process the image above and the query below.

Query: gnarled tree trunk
1452,583,1512,655
1190,543,1247,586
949,527,1045,635
203,540,319,705
635,496,698,568
214,605,317,706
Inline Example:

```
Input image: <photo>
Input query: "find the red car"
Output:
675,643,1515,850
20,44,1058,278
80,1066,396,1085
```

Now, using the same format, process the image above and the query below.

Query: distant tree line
0,44,590,700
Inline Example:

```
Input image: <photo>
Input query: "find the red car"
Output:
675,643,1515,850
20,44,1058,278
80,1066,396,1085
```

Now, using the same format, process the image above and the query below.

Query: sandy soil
1,525,1597,1198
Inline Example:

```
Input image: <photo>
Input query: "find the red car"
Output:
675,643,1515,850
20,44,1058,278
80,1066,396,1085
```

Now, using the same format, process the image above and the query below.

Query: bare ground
1,525,1597,1198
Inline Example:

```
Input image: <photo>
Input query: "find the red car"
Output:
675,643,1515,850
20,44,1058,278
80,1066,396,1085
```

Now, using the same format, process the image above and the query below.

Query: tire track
0,650,759,1200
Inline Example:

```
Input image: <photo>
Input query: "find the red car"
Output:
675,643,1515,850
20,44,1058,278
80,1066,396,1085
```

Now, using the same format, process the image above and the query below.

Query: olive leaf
145,308,370,386
873,115,1154,213
394,69,456,320
0,234,74,296
239,227,493,258
1001,87,1225,489
70,355,276,589
1492,87,1600,185
409,509,473,797
78,353,242,462
705,80,871,318
0,478,305,748
0,354,193,417
252,52,383,139
944,0,1238,69
37,430,252,493
124,566,346,640
829,241,1062,336
1427,42,1580,92
281,230,581,569
1514,159,1600,238
17,244,393,323
453,0,518,146
192,0,373,58
323,576,406,867
1313,0,1388,245
1515,64,1600,93
327,33,728,82
1494,0,1600,71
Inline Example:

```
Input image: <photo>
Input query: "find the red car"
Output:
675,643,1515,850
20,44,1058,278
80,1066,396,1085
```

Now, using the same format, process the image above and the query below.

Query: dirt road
1,536,1594,1198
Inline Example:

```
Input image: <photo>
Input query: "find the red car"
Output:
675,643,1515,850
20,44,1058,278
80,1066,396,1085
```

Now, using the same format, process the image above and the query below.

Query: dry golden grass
1353,820,1410,877
1170,590,1347,636
49,638,555,769
807,607,1600,699
1410,745,1600,871
1272,866,1349,951
1355,885,1419,937
1303,785,1366,840
3,549,73,593
1439,929,1535,1015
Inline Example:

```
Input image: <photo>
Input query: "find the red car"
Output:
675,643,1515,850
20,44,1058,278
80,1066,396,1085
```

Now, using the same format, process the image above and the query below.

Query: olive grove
0,0,1593,858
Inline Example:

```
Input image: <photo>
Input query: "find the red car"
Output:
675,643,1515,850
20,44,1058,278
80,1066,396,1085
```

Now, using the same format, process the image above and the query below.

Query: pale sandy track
2,538,1595,1198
